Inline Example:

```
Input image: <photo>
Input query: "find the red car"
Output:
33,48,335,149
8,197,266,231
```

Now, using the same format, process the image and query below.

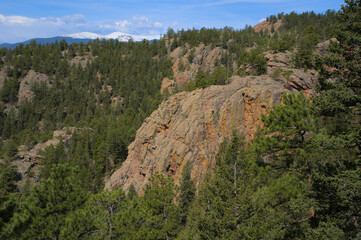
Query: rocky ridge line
105,75,307,193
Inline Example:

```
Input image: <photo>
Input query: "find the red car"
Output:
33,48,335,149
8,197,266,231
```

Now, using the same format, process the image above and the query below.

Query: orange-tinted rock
160,77,176,94
105,76,293,194
169,44,225,89
253,19,282,33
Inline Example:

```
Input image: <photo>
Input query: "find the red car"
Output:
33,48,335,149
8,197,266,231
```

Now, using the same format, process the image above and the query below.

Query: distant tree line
1,3,359,239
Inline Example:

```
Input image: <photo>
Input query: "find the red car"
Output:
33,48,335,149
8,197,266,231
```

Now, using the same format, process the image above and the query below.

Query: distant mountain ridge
0,32,161,49
62,31,160,42
0,37,93,49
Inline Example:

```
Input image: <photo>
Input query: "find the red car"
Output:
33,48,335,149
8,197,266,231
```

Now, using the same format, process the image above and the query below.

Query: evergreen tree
2,164,88,239
179,134,248,239
39,142,67,179
0,161,21,197
127,184,138,200
61,188,129,240
137,173,181,240
0,77,19,103
310,1,361,237
179,161,195,225
295,26,320,68
0,195,17,236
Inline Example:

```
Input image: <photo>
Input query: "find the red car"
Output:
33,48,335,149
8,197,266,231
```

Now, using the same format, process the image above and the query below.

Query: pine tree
259,92,316,182
137,173,181,240
295,25,320,68
127,184,138,200
0,161,21,197
179,161,195,225
61,188,129,240
3,164,88,239
0,195,17,237
310,1,361,237
179,133,248,239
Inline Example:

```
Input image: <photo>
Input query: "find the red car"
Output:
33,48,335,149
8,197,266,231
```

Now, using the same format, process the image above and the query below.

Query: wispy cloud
0,15,36,25
112,16,163,35
0,14,89,43
0,13,164,43
0,14,86,27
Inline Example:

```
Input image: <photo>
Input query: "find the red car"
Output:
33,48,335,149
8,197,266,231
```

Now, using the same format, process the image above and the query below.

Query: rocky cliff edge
105,75,297,193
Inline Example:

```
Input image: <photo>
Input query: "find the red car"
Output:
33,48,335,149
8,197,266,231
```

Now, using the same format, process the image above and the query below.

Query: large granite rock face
253,19,282,33
105,76,294,193
264,51,319,97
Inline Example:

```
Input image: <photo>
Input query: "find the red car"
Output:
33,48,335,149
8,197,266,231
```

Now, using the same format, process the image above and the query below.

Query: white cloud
0,13,164,43
154,22,163,28
60,14,86,25
0,14,91,43
0,14,36,25
115,20,131,29
0,14,85,27
258,18,266,23
98,24,114,30
111,16,164,35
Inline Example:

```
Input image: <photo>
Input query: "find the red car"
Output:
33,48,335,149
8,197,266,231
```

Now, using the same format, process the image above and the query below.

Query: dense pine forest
0,1,360,239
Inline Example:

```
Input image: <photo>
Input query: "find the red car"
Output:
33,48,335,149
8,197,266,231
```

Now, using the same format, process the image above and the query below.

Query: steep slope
1,127,81,188
18,70,49,103
105,75,312,193
253,19,282,33
161,41,321,95
161,44,225,93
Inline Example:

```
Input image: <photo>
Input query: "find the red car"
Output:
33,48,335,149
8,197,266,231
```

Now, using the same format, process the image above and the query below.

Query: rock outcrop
265,51,319,97
68,55,95,68
162,44,225,93
160,77,176,94
10,127,81,188
163,42,320,95
18,70,49,103
253,19,282,33
315,38,337,57
105,75,306,194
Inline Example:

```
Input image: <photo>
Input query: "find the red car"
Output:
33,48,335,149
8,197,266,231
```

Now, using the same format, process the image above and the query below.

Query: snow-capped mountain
0,32,162,49
62,32,160,42
61,32,103,39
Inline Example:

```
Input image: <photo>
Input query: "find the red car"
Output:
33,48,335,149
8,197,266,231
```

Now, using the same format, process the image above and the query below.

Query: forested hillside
0,1,360,239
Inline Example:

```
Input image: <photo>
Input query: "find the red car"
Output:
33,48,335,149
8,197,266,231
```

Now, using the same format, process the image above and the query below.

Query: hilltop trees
0,2,359,239
0,77,19,103
237,47,267,75
295,26,320,68
180,2,361,238
310,1,361,237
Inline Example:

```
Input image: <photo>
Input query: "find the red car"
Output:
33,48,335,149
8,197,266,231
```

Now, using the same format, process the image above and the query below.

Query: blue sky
0,0,345,43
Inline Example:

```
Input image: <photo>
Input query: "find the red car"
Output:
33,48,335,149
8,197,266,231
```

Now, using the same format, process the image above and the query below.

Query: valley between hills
0,3,360,239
